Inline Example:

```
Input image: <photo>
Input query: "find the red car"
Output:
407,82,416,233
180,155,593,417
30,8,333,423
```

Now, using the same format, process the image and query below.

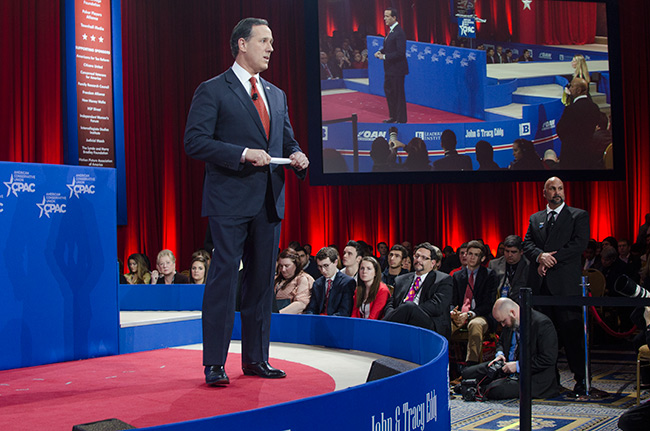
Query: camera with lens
615,275,650,299
460,378,478,401
486,359,505,380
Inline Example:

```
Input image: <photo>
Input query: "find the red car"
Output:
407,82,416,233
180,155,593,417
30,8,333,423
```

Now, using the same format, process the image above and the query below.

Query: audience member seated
460,298,559,400
351,51,368,69
504,49,514,63
124,253,151,284
450,240,498,366
450,243,469,276
440,245,460,274
342,240,364,279
381,244,409,289
601,236,618,252
543,149,560,170
433,130,473,171
151,249,189,284
488,235,531,302
486,47,496,64
508,138,545,170
192,249,211,266
402,254,413,272
582,240,601,270
304,247,355,316
296,246,321,280
383,242,452,339
376,241,389,270
190,254,209,284
592,112,611,167
618,238,641,282
352,257,391,319
495,46,505,64
518,49,533,62
475,140,500,170
370,136,399,172
319,52,335,80
274,249,314,314
600,247,627,295
401,137,432,171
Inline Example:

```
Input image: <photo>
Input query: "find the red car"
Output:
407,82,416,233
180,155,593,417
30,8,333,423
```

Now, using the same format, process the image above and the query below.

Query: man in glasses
383,242,452,340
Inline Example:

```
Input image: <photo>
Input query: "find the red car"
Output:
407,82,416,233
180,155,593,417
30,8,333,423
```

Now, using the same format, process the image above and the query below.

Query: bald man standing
556,77,601,169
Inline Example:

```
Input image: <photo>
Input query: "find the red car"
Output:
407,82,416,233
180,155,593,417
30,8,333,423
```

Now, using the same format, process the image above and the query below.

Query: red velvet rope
588,295,638,338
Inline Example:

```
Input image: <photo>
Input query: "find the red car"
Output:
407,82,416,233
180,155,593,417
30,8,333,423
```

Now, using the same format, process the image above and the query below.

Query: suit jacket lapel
225,68,269,144
397,273,415,303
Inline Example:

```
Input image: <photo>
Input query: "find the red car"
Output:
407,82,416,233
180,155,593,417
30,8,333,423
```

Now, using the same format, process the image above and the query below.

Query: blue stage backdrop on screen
367,36,486,120
0,162,118,370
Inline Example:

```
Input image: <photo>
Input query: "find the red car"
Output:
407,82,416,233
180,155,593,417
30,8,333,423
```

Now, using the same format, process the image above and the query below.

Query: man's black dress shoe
242,361,286,379
205,365,229,386
383,118,396,123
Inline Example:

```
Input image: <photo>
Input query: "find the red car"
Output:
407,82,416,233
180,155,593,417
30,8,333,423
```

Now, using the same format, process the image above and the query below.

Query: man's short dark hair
316,247,339,263
466,240,486,258
415,242,441,263
441,129,457,151
390,244,408,260
346,240,365,258
294,245,307,254
503,235,523,250
386,7,398,18
230,17,269,58
475,140,493,162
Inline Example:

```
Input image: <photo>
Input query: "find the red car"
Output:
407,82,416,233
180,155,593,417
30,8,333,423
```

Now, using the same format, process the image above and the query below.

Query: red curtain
0,0,63,164
1,0,649,271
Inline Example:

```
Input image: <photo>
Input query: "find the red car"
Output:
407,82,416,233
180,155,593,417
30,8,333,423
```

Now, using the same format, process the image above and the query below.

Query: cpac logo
539,52,552,60
322,126,329,140
67,177,96,198
4,175,36,197
431,55,439,62
542,119,556,131
461,59,469,67
453,50,461,59
417,52,425,60
445,57,454,65
36,196,67,218
410,45,418,53
437,48,447,57
424,47,432,55
372,39,380,47
468,52,477,61
459,21,475,37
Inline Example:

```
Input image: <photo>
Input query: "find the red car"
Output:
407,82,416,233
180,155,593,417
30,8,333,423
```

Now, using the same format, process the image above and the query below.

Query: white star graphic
90,35,96,42
36,196,49,218
3,174,14,196
82,33,88,40
67,177,76,198
522,0,532,10
98,36,104,43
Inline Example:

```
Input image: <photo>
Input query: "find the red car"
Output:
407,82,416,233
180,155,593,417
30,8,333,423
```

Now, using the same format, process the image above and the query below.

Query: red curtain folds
0,0,63,164
1,0,649,271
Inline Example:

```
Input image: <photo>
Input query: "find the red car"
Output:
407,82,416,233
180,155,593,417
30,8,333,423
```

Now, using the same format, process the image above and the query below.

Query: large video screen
305,0,623,185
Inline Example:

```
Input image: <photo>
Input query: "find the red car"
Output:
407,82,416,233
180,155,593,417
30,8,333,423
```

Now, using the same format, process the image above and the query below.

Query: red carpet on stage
322,91,483,124
0,349,336,430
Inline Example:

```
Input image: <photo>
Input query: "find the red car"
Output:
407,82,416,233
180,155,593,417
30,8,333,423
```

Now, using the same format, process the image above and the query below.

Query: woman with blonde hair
151,249,189,284
563,54,590,105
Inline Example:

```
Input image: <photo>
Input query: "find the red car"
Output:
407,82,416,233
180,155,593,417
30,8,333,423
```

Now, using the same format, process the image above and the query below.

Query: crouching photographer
459,298,559,401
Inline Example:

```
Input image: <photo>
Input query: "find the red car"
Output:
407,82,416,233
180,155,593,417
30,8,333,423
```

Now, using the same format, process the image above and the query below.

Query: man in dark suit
184,18,309,386
304,247,355,316
450,241,498,365
432,130,473,171
374,7,409,123
523,177,606,397
488,234,531,302
461,298,559,400
556,78,601,169
296,246,320,280
384,242,452,340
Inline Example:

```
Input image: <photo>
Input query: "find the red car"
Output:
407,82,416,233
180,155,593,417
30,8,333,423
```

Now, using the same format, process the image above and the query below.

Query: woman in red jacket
352,256,391,319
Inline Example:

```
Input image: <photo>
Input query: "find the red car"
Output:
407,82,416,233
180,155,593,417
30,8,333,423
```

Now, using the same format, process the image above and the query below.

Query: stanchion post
520,287,532,431
582,275,590,396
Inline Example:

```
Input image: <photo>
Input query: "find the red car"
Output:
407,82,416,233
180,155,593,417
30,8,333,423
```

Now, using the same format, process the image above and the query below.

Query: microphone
252,93,259,101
